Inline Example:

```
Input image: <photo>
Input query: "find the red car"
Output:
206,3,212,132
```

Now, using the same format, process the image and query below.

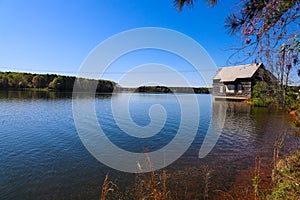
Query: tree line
0,71,212,94
136,86,210,94
0,71,116,93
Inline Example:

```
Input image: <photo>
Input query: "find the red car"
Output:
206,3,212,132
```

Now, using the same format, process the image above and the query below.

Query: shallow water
0,90,297,199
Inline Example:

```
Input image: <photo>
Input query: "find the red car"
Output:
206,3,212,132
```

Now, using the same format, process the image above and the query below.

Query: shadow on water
0,90,113,100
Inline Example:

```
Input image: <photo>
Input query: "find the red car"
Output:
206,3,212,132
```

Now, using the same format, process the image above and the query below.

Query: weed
252,157,261,200
100,174,118,200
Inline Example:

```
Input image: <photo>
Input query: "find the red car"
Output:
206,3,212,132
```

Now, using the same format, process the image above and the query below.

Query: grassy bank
267,151,300,200
266,107,300,200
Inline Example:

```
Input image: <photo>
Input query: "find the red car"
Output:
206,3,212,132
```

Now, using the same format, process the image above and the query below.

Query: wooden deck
214,96,249,101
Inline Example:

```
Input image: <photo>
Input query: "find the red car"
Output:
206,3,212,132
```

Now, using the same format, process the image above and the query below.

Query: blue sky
0,0,241,87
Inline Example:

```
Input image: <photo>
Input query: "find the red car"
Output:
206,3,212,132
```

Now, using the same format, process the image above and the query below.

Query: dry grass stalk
272,131,287,183
213,189,235,200
100,174,118,200
136,150,171,200
273,131,287,171
253,156,261,200
203,167,213,200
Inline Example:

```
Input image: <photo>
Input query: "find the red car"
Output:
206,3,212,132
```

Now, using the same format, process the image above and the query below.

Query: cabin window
226,84,235,93
237,84,243,93
220,86,223,93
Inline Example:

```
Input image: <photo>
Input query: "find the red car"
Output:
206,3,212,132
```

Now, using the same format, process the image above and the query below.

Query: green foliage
252,176,260,197
0,73,8,88
267,152,300,200
137,86,171,93
296,109,300,115
252,81,274,107
32,75,46,88
286,86,300,110
252,97,274,107
48,76,64,90
135,86,210,94
252,81,269,98
282,167,291,174
0,71,116,93
267,182,290,200
97,79,116,93
294,121,300,127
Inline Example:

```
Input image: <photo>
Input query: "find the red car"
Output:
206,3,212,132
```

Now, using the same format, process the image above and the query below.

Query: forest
0,71,212,94
136,86,210,94
0,71,116,93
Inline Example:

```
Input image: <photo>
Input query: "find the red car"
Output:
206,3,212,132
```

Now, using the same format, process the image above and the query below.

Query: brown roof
213,63,262,82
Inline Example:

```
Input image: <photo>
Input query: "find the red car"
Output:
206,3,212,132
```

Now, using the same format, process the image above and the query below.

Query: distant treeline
0,71,211,94
117,86,211,94
0,72,116,93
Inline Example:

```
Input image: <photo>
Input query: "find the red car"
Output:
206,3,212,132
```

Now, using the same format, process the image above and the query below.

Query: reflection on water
0,90,71,99
0,91,297,199
0,90,114,99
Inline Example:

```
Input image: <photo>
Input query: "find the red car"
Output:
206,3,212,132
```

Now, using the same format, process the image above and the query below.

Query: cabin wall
213,79,252,98
213,80,225,96
233,79,252,98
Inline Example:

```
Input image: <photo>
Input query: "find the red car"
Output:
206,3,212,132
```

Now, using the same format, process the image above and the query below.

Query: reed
100,174,118,200
135,150,172,200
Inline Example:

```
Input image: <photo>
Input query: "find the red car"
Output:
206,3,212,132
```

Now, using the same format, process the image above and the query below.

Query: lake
0,90,298,199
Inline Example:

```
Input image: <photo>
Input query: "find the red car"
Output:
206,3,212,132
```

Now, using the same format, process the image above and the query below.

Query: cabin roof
213,63,262,82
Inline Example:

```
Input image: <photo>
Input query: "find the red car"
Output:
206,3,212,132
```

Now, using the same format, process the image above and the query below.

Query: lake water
0,90,298,199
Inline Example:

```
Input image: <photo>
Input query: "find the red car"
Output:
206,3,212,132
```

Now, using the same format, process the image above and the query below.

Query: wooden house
212,63,276,100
